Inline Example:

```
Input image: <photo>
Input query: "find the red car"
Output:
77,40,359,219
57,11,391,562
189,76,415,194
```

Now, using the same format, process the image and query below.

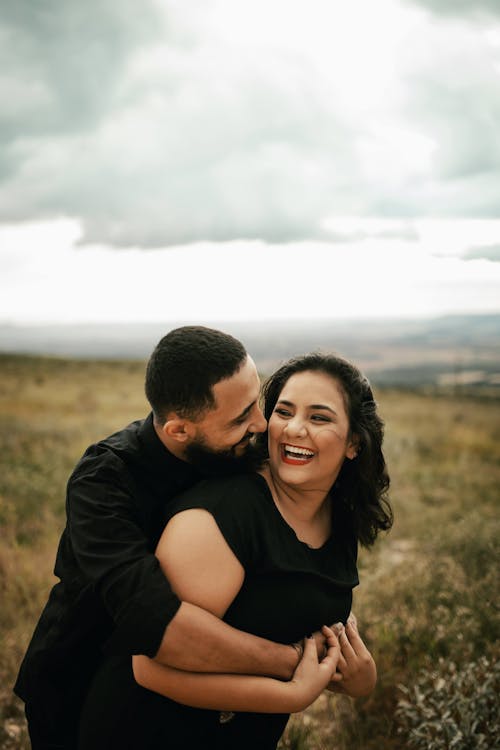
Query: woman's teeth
283,444,314,459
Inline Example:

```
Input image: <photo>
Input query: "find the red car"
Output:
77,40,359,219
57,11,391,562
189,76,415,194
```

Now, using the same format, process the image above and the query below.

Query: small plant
395,656,500,749
278,718,314,750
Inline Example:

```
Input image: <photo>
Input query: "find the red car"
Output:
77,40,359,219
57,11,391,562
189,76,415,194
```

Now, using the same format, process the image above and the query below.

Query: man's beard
184,434,265,476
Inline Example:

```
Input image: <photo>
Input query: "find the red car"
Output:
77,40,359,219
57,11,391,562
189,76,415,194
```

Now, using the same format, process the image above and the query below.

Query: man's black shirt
14,414,203,737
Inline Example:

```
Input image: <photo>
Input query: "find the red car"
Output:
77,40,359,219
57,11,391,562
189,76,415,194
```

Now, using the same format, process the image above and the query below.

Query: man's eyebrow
229,401,256,426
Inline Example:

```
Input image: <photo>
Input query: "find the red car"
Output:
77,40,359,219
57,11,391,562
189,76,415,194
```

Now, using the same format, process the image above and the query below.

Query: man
14,326,303,749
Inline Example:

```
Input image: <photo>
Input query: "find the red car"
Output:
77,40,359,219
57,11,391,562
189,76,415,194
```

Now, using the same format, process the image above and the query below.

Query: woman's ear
346,433,360,460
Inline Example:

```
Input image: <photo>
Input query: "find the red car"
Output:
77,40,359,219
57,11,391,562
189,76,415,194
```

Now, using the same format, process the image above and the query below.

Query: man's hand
291,627,329,666
327,615,377,697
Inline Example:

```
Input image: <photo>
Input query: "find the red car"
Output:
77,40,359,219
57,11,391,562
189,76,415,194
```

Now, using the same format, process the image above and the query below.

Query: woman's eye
311,414,330,422
274,408,291,417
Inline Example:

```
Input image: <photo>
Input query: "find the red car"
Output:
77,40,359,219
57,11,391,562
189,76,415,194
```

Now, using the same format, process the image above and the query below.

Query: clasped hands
292,613,377,699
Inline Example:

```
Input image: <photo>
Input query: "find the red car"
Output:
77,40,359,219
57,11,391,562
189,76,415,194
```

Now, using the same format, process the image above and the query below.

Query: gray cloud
463,244,500,262
0,7,362,246
405,65,500,182
0,0,163,140
1,1,500,247
366,19,500,220
405,0,500,18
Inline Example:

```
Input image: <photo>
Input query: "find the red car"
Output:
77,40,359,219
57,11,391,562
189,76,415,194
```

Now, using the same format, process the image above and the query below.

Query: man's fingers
330,623,356,662
312,628,328,660
317,626,341,674
329,671,344,683
337,653,347,671
338,627,357,661
322,624,337,640
347,612,358,629
344,620,370,657
338,619,372,661
319,626,338,655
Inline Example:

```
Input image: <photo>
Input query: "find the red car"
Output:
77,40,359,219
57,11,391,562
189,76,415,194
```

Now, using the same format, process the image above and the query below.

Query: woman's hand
133,626,342,714
327,615,377,697
288,625,341,711
291,626,332,666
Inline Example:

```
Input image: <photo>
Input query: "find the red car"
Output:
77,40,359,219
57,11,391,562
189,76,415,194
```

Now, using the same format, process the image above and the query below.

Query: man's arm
69,461,303,679
134,630,340,713
155,601,300,679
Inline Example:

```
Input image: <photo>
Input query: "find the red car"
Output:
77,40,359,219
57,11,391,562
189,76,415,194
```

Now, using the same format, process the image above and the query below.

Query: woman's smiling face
268,370,358,491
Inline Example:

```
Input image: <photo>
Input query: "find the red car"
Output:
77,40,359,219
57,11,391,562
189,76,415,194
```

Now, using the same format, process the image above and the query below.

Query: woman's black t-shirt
78,472,359,750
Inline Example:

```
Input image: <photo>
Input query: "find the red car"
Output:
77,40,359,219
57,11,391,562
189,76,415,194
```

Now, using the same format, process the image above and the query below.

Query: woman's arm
154,508,245,618
134,628,340,713
152,509,329,679
138,509,340,711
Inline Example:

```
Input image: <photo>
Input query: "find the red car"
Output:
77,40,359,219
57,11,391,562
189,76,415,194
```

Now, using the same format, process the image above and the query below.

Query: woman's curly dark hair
258,352,393,547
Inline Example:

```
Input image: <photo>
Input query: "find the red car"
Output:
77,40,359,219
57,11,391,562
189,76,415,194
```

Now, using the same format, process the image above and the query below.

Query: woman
78,353,392,749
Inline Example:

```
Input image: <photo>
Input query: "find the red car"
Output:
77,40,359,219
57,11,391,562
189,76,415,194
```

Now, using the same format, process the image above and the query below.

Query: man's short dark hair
145,326,248,423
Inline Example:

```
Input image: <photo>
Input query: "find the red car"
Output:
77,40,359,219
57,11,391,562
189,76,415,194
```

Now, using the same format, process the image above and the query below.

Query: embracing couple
14,325,392,750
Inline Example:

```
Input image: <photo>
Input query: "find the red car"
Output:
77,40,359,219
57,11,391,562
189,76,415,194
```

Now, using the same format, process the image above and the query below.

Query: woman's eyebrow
277,399,337,416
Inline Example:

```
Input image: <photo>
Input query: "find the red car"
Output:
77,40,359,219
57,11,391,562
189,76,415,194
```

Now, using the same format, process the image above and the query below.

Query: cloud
1,0,500,247
3,221,500,324
413,218,500,258
0,0,163,139
0,0,364,244
403,37,500,182
322,217,419,243
405,0,500,19
366,16,500,220
463,244,500,262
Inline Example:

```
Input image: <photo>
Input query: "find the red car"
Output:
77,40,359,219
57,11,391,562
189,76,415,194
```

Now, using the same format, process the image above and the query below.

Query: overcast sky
1,0,500,324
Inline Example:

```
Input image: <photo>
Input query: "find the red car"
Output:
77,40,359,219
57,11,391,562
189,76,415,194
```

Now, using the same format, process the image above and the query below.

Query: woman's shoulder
167,472,269,518
166,473,270,569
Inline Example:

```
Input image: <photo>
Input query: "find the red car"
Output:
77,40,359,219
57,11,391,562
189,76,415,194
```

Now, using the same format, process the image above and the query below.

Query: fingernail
333,622,343,634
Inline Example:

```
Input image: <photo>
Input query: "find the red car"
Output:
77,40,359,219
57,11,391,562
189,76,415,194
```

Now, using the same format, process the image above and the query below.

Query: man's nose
249,406,267,434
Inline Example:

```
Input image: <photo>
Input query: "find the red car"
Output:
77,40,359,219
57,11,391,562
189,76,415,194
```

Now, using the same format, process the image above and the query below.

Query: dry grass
0,355,148,749
1,355,499,749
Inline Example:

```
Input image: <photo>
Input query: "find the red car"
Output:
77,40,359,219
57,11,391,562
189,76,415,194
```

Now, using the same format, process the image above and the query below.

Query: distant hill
1,314,499,387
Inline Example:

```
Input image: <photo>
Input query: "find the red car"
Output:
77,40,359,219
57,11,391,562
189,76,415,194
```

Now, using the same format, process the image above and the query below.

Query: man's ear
161,415,196,444
346,433,360,460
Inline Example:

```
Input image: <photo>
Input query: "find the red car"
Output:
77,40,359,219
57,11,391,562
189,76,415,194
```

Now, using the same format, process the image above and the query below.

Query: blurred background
1,1,499,748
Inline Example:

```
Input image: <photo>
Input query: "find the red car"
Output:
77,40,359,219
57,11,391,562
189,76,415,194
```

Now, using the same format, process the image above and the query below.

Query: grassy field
0,354,499,749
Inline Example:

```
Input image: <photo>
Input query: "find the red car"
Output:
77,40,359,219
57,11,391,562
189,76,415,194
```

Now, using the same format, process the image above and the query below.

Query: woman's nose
284,415,307,437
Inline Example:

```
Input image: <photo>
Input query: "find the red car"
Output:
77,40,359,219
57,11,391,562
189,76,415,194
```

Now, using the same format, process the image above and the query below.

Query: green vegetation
395,657,499,749
1,354,499,749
